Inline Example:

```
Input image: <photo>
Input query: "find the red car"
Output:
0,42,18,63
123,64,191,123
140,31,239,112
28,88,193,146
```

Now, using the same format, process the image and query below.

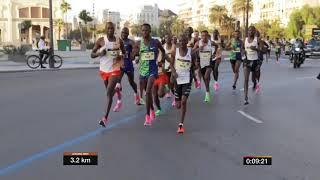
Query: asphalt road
0,55,320,180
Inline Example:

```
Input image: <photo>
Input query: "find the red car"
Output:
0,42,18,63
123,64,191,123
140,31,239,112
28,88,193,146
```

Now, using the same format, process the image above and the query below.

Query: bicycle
26,50,63,69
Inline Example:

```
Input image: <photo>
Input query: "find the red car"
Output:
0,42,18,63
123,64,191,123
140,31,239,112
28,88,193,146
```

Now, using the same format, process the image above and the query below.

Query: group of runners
91,21,280,134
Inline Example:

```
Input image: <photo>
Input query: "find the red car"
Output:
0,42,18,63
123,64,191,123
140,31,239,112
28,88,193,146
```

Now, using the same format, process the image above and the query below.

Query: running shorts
99,70,121,81
154,74,169,87
174,83,192,101
243,60,260,72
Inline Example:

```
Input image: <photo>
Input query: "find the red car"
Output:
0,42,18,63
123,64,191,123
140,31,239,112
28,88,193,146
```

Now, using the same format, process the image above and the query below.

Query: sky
67,0,181,21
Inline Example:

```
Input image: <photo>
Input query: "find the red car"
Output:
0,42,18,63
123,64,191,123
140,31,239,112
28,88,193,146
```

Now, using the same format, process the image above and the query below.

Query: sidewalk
0,52,99,73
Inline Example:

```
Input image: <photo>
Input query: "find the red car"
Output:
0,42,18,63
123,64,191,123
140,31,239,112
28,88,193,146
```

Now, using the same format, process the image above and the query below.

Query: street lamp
49,0,55,68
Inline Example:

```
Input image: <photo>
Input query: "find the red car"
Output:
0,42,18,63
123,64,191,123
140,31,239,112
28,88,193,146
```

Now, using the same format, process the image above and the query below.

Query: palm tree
221,15,237,39
79,10,93,25
78,10,93,42
209,5,228,29
60,0,71,39
54,19,64,40
232,0,253,29
171,17,186,36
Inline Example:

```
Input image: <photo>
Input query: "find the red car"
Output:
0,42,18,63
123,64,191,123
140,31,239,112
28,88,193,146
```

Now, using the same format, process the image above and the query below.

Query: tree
287,10,305,39
78,10,93,42
232,0,253,28
171,17,187,36
79,10,93,25
60,0,71,39
131,24,140,37
221,15,237,39
209,5,228,28
196,23,209,32
54,19,64,40
159,19,173,38
151,27,159,37
267,19,285,39
255,20,271,38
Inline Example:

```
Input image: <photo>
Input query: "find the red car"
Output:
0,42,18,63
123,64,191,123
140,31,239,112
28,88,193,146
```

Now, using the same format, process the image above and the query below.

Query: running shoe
140,98,145,105
155,110,161,117
244,97,249,105
232,85,236,90
99,116,108,127
115,83,122,91
150,110,156,121
253,82,257,90
255,83,261,93
135,94,141,105
144,114,151,126
276,60,280,64
317,73,320,80
113,100,122,112
213,82,220,91
204,93,210,102
165,92,172,98
172,99,176,107
177,123,185,134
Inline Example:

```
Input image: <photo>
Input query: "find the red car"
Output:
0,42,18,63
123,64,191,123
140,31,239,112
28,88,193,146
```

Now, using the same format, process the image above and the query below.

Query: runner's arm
131,40,140,62
91,37,103,58
224,41,232,50
170,50,178,78
157,40,166,65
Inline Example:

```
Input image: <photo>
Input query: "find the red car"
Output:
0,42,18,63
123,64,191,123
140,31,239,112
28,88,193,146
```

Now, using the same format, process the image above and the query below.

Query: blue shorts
122,59,134,73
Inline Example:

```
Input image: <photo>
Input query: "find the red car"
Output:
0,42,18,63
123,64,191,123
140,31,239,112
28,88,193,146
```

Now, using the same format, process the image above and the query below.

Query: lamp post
49,0,54,68
245,0,249,37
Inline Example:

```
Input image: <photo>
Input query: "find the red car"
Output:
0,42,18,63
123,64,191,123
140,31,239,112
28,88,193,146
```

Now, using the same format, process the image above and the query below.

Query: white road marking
296,76,315,80
240,86,253,91
238,110,263,124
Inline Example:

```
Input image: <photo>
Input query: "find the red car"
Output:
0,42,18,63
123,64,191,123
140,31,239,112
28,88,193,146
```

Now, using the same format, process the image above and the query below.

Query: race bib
233,47,241,53
276,46,280,49
246,48,255,55
107,50,118,59
177,76,190,85
200,51,211,67
176,59,191,71
141,52,155,61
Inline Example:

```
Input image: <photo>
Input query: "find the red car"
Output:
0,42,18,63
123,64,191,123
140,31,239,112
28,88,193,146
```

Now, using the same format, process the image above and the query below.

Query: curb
0,66,99,73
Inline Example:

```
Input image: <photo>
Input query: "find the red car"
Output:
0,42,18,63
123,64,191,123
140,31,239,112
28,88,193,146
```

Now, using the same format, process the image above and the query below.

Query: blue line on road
0,78,233,176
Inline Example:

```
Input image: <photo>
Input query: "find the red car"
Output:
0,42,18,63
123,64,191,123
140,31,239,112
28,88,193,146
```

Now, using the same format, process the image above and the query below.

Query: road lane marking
296,76,315,80
238,110,263,124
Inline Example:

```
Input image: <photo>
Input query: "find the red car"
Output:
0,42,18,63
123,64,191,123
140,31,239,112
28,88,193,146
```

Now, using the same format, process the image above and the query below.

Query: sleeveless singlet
175,47,192,85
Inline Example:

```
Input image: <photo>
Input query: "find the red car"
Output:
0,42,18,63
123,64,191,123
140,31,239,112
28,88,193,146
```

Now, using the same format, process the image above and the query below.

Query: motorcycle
291,43,305,68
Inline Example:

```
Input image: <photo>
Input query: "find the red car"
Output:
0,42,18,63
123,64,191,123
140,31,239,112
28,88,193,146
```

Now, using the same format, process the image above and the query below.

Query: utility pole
49,0,55,68
245,0,249,37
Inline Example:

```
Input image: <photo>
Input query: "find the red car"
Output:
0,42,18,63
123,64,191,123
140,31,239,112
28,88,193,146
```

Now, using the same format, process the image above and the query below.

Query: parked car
305,40,320,58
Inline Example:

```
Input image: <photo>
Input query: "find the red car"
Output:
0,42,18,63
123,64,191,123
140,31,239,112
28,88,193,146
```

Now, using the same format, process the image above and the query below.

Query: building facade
130,4,159,28
178,0,320,29
0,0,63,45
101,9,121,35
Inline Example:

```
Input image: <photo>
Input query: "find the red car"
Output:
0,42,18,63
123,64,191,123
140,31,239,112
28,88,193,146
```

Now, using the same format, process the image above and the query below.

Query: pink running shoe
150,110,156,121
172,99,176,107
135,95,141,105
255,83,261,93
165,92,172,98
144,115,151,126
99,116,108,127
113,100,122,112
213,82,220,91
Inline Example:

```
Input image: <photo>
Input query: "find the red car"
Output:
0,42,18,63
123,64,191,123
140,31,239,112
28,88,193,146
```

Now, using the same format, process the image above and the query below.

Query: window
19,8,29,18
42,8,49,18
31,7,41,18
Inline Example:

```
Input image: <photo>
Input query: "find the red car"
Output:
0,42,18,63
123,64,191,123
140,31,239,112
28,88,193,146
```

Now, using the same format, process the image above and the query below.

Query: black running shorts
174,83,192,101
